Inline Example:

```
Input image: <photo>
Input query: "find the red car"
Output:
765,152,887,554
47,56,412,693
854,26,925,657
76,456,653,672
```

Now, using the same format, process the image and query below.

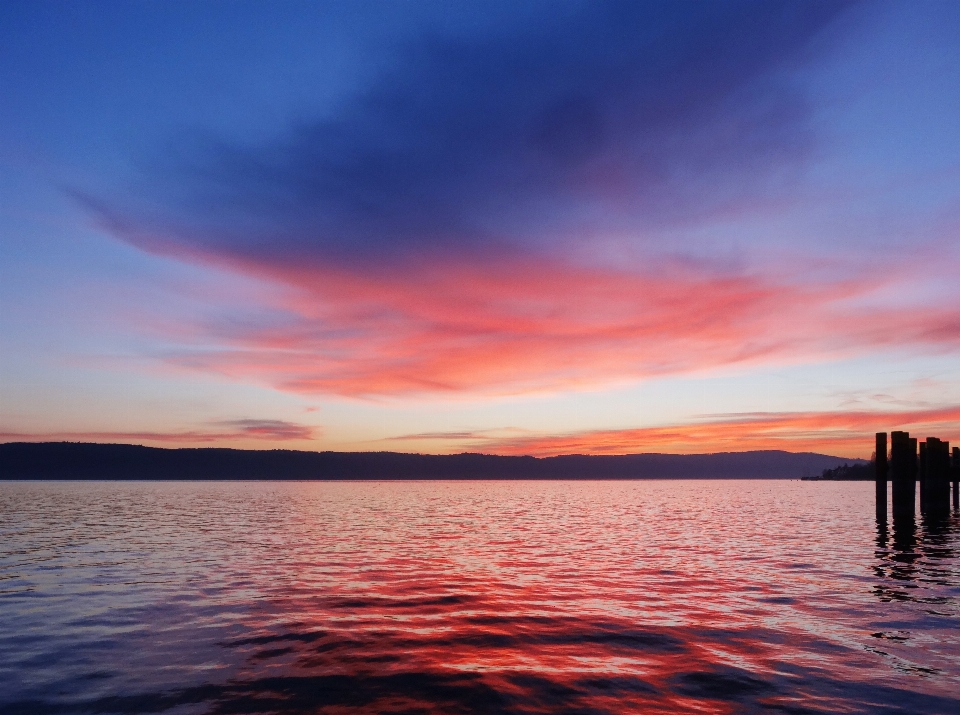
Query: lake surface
1,480,958,714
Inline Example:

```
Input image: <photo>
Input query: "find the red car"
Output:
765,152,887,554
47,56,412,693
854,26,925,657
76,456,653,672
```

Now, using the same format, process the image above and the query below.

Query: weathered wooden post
875,432,887,519
919,440,928,511
923,438,950,515
910,437,918,477
910,437,919,514
953,446,959,510
891,431,915,521
942,440,952,512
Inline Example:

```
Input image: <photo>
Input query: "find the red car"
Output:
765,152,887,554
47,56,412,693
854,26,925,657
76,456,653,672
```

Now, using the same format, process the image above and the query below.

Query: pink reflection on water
1,480,959,714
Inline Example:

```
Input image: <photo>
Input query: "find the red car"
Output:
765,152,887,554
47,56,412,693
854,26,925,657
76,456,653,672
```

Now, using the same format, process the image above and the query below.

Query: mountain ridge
0,442,865,480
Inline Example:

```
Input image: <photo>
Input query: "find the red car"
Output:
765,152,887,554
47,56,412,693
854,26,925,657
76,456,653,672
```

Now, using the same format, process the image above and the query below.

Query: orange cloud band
7,406,956,459
469,406,960,458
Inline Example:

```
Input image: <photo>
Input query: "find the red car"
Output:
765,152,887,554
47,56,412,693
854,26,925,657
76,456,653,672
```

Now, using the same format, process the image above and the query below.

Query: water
1,480,958,714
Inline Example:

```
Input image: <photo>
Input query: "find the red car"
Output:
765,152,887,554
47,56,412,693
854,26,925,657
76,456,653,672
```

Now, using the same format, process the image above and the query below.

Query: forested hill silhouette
0,442,863,480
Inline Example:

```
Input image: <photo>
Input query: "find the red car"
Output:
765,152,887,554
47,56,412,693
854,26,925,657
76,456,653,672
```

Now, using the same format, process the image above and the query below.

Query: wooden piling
875,432,887,519
923,438,950,514
891,431,915,520
953,446,959,510
943,440,952,511
919,440,927,511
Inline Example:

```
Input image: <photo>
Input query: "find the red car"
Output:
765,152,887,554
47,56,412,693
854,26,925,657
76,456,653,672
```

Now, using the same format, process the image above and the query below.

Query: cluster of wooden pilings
875,431,960,519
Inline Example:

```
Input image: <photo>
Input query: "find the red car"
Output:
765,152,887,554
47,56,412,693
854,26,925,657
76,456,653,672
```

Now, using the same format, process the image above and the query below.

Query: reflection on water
1,480,958,714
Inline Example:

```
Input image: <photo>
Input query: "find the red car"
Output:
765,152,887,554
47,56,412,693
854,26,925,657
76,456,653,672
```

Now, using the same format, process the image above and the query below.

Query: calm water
1,480,958,715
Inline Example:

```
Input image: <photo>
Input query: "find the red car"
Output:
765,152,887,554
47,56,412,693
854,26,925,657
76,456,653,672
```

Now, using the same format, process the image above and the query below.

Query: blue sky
2,1,959,456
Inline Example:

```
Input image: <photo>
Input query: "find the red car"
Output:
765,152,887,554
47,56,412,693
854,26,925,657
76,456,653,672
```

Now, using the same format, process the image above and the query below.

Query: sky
2,0,959,458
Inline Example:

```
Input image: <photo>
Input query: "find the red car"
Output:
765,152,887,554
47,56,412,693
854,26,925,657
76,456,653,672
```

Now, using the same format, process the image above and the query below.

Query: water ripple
1,480,958,714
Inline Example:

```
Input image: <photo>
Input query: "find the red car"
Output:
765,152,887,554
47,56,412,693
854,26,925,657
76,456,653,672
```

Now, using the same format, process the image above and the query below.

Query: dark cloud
105,0,855,268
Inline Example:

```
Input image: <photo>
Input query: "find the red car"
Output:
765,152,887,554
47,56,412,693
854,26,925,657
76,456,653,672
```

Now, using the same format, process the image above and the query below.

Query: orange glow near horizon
5,406,959,460
473,406,960,458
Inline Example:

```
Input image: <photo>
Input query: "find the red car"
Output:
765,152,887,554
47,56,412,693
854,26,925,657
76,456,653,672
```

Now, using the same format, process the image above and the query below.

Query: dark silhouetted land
0,442,864,480
808,461,874,481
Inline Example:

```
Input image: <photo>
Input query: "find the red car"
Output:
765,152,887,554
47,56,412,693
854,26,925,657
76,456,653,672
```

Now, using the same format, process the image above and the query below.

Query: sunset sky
2,0,959,458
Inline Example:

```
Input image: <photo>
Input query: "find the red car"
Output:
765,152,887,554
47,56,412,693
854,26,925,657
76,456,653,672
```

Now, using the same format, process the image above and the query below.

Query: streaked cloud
384,431,481,442
213,419,316,440
467,406,960,457
0,419,318,445
140,256,959,397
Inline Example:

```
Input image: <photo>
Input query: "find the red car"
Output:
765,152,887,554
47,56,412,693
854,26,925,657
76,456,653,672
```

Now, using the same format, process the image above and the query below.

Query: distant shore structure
875,431,960,519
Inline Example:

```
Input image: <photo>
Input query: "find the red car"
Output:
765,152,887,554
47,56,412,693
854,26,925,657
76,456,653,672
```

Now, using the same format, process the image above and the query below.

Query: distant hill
0,442,865,480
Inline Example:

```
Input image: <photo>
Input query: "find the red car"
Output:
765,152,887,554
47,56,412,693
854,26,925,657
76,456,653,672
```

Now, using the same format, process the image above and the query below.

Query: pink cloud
137,249,960,398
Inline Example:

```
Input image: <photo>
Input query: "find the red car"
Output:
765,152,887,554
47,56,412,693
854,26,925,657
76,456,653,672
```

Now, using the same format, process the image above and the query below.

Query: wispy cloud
384,431,482,442
0,419,318,445
141,257,960,397
213,419,315,440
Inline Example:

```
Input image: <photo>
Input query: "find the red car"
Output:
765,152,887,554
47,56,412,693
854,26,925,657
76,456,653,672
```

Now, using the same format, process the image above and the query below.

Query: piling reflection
875,503,959,606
